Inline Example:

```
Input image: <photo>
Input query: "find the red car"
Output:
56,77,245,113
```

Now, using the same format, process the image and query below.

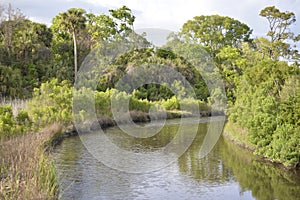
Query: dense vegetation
0,3,299,199
225,7,300,167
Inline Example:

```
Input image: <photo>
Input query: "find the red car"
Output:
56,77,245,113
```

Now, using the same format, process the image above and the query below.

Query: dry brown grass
0,123,62,200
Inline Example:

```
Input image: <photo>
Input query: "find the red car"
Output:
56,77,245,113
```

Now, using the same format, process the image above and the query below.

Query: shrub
27,79,73,129
129,96,152,112
161,96,179,110
0,105,17,139
16,110,32,134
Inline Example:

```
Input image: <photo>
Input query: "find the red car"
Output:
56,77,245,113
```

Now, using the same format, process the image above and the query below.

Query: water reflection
220,137,300,200
53,118,300,200
178,122,232,182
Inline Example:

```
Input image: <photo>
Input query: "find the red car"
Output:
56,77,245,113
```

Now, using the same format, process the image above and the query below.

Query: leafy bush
27,79,73,129
0,105,17,139
16,110,32,133
161,96,179,110
229,60,300,167
265,125,300,166
0,105,32,139
129,96,152,112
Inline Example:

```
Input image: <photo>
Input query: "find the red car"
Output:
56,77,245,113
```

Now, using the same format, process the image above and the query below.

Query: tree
0,5,53,97
259,6,299,59
109,6,135,34
260,6,296,42
86,13,117,46
180,15,252,57
0,4,26,64
52,8,86,80
0,65,22,98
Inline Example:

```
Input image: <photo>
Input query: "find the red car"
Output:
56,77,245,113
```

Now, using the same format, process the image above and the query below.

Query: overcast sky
1,0,300,39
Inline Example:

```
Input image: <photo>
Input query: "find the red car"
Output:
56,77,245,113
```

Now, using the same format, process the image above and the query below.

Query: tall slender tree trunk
73,30,78,81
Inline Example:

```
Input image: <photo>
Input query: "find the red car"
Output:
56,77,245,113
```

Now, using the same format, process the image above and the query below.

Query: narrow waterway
53,118,300,200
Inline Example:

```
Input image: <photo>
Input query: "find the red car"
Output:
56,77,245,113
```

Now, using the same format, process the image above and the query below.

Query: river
53,117,300,200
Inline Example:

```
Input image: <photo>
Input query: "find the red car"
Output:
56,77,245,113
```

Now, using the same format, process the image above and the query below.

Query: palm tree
55,8,86,81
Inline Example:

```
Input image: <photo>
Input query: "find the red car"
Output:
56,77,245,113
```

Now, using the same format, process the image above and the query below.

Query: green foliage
0,4,299,169
52,8,87,80
229,59,300,166
259,6,299,60
265,124,300,166
129,96,152,112
94,89,111,117
180,15,252,56
16,110,32,133
95,89,154,117
0,5,141,98
156,49,177,59
109,6,135,33
0,105,16,139
0,65,23,98
27,79,73,129
86,13,117,45
161,96,179,110
260,6,296,42
0,15,53,97
0,105,32,139
97,48,210,101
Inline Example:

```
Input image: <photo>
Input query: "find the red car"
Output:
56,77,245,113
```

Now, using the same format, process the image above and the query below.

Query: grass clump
0,123,61,199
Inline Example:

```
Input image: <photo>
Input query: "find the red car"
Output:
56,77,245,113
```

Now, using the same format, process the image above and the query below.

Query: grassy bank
223,121,300,169
223,121,256,151
0,123,63,199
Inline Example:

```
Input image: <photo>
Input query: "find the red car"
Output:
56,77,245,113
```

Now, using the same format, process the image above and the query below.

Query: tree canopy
180,15,252,56
259,6,299,60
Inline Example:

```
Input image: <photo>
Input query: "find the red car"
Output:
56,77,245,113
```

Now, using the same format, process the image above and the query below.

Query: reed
0,123,61,199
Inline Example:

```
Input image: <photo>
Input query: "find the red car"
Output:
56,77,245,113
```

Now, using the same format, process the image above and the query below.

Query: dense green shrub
23,79,211,130
0,105,32,139
161,96,179,110
16,110,32,133
27,79,73,129
0,105,17,139
129,96,152,112
229,60,300,166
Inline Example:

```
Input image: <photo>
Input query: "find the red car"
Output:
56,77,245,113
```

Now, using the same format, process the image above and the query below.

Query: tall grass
0,123,61,199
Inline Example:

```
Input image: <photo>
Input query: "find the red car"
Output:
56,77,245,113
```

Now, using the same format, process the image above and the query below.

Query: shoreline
50,110,217,147
53,113,300,171
42,112,299,199
223,121,300,170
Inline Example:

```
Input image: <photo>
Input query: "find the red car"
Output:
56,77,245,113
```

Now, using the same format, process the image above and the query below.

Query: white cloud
84,0,300,37
2,0,300,37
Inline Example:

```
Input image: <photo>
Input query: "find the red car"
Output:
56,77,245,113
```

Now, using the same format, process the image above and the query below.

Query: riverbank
223,121,256,151
223,121,300,170
0,93,217,200
0,123,63,199
54,110,208,145
2,112,297,200
0,110,207,199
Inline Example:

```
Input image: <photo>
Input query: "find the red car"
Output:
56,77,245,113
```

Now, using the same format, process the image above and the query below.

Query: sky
1,0,300,42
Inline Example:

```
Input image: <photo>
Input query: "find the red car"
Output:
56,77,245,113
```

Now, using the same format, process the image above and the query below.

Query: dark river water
53,117,300,200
